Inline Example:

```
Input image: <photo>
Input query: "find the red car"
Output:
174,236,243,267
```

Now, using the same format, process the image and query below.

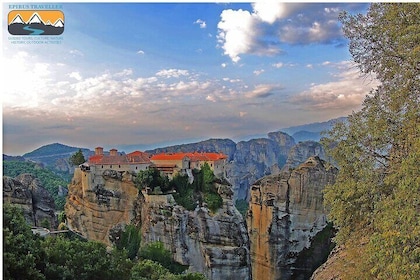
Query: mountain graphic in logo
8,10,64,35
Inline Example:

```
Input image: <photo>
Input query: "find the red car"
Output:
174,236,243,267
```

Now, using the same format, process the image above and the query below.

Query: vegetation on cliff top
134,163,223,212
322,3,419,279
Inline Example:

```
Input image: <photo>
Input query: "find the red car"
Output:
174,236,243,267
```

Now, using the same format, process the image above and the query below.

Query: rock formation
66,166,251,279
140,183,251,279
247,156,337,280
65,168,142,244
3,174,57,229
282,141,326,171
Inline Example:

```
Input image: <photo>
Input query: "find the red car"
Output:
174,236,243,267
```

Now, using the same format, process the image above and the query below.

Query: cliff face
140,183,251,279
65,168,142,245
282,141,326,171
66,167,251,279
247,157,337,280
3,174,57,229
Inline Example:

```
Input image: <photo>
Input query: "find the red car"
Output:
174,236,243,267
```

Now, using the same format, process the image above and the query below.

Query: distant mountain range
279,117,347,142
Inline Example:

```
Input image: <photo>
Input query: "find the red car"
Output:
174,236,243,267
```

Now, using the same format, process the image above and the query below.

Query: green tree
115,224,142,260
135,168,170,193
69,149,86,166
138,241,187,274
130,259,172,280
42,236,133,280
322,3,420,278
3,204,46,280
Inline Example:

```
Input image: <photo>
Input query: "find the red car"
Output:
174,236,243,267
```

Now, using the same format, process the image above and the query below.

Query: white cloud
272,62,284,68
156,69,189,78
217,3,355,62
253,69,265,76
137,50,145,55
194,19,206,28
290,61,380,110
69,49,84,56
252,2,293,24
217,9,257,63
69,72,82,81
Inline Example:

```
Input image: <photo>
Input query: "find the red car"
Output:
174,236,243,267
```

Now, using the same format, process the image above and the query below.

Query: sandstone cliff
3,174,57,229
65,168,142,245
66,167,251,279
247,156,337,280
140,183,251,279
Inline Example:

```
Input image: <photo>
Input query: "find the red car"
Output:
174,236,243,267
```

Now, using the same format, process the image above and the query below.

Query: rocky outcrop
66,166,251,279
247,156,337,280
141,183,251,279
282,141,327,171
3,174,57,229
65,168,142,245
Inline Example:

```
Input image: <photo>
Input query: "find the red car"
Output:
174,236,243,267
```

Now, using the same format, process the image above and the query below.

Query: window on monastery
110,165,112,168
119,165,121,168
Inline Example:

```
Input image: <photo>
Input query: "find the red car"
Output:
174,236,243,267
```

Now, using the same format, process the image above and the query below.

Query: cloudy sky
2,2,378,155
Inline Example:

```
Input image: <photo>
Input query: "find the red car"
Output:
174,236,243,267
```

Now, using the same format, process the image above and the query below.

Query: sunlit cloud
217,3,353,62
156,68,189,78
290,61,380,110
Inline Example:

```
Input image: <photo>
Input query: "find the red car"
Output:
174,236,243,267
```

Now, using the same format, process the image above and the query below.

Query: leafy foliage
3,204,46,280
134,168,170,193
115,224,142,260
172,163,223,212
322,3,420,278
138,241,187,274
69,148,86,166
130,259,206,280
3,160,69,210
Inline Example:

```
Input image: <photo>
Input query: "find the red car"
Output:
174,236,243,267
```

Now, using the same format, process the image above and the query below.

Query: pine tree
69,149,86,166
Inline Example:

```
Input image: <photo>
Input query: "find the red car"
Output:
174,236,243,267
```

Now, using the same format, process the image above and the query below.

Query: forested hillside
3,161,69,210
321,3,419,279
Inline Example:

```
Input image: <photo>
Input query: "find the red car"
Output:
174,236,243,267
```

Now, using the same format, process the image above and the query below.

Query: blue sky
2,2,377,155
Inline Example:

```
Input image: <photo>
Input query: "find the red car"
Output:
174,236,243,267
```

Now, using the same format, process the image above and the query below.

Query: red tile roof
150,152,227,162
150,153,190,161
127,151,152,164
88,150,151,165
88,150,225,166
